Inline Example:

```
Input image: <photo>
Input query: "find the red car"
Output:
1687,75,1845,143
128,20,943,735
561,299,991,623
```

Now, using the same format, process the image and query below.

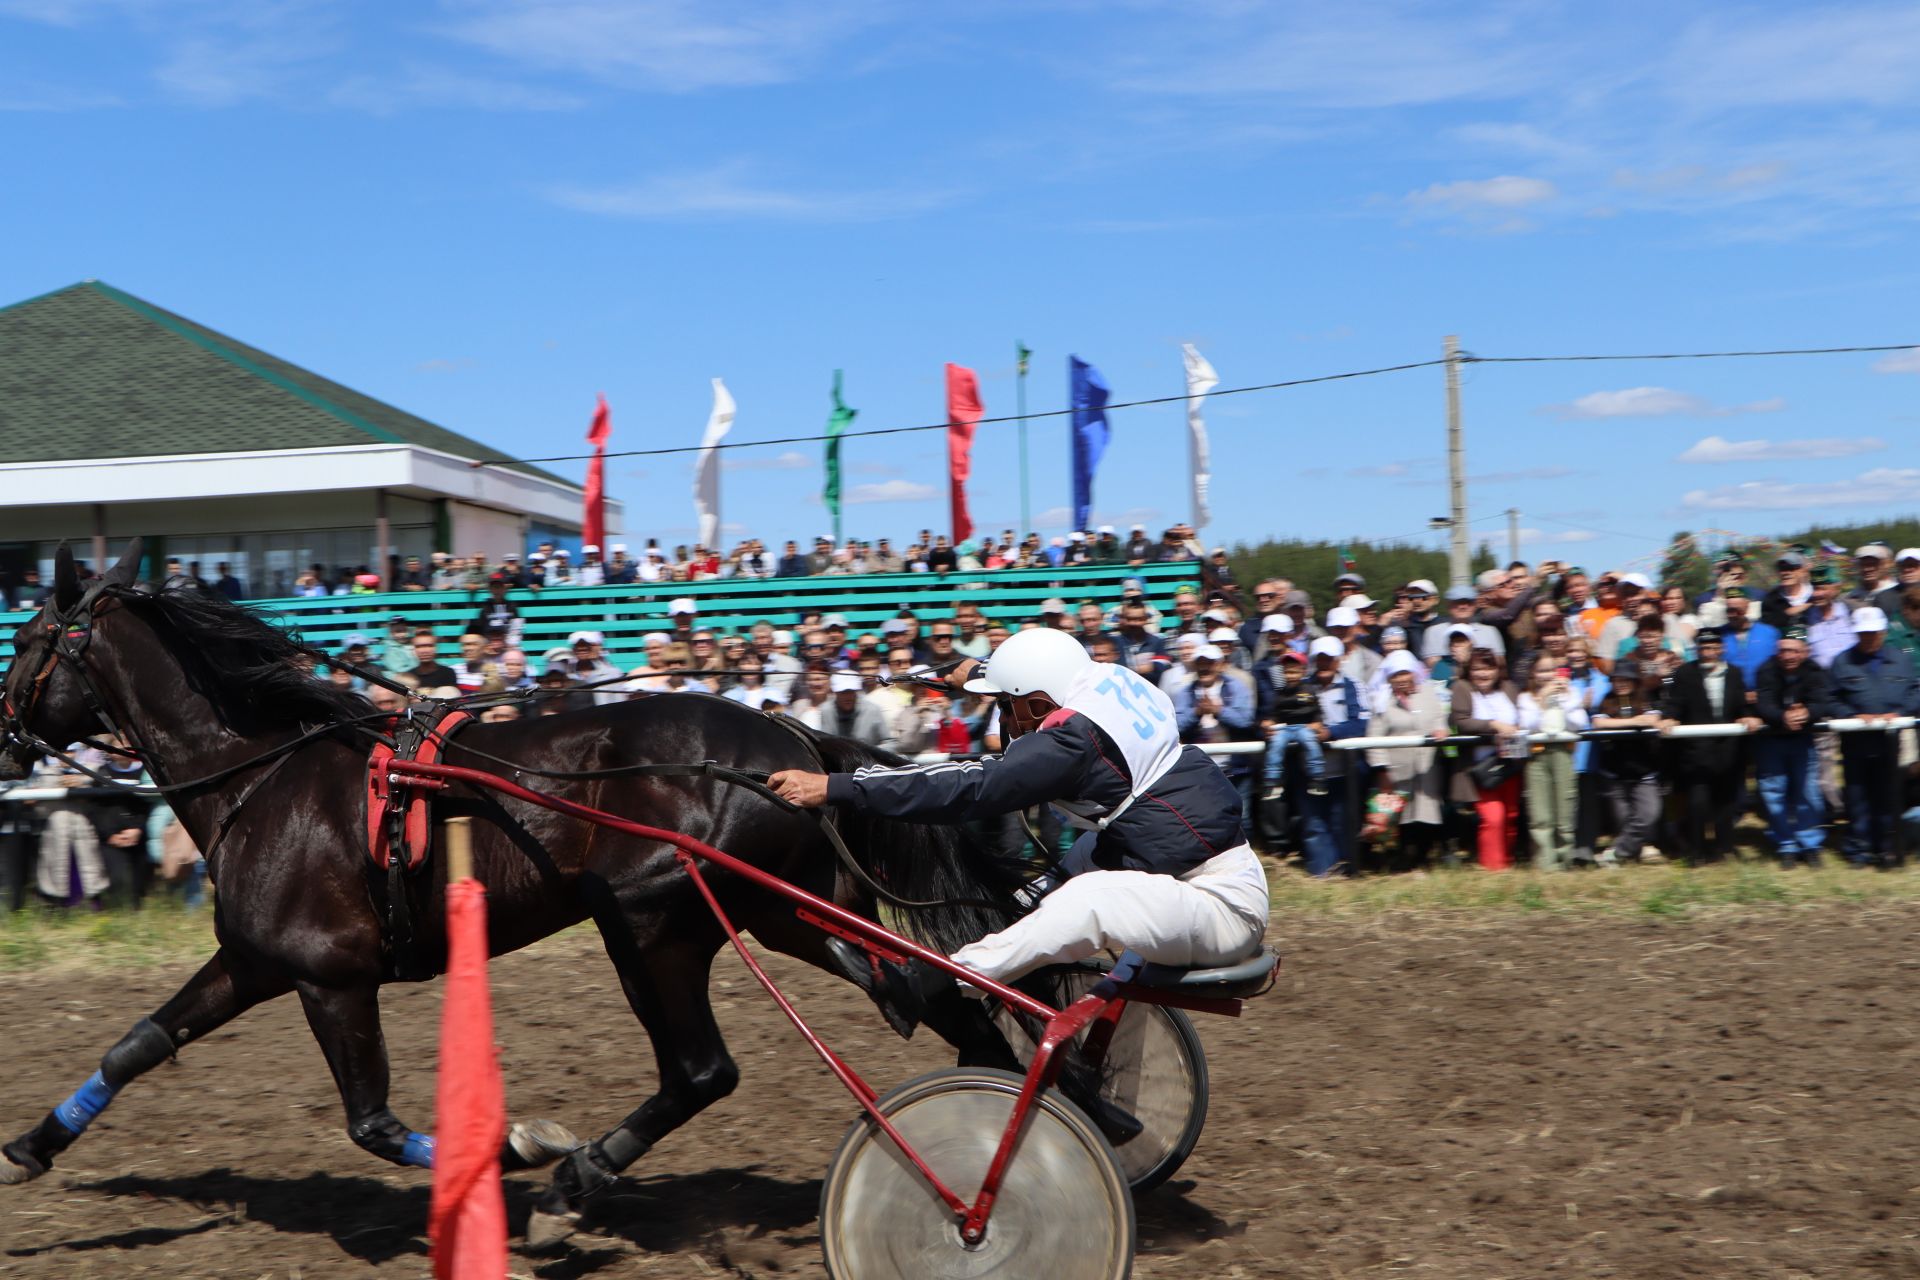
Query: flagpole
1016,342,1031,536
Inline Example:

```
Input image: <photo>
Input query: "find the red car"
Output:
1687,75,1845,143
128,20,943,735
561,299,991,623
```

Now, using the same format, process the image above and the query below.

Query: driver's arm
824,716,1094,823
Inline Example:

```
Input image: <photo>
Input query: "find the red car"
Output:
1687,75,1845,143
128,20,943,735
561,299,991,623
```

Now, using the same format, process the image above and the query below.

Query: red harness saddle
365,709,472,870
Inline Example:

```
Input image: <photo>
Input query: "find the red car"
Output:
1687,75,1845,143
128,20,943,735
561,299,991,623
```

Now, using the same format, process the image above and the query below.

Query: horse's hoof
508,1119,578,1170
0,1157,40,1186
525,1207,580,1252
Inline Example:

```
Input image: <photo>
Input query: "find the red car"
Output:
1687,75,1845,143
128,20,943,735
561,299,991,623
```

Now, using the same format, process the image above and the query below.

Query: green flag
823,370,857,542
1016,341,1032,378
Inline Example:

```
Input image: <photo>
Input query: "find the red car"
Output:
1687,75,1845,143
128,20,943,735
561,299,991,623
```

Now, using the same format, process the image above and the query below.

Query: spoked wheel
820,1067,1134,1280
992,968,1209,1193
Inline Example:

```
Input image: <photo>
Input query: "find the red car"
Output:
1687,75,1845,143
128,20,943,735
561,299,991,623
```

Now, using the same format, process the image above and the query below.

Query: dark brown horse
0,542,1031,1244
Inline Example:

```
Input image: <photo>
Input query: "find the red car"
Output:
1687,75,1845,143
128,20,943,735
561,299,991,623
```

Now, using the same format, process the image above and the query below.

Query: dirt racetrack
4,903,1920,1278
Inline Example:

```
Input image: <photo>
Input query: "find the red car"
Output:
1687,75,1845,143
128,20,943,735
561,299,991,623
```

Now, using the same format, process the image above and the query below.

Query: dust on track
3,903,1917,1278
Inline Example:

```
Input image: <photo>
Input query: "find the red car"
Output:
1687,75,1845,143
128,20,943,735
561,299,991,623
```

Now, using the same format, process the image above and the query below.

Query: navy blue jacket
825,709,1246,876
1827,643,1920,718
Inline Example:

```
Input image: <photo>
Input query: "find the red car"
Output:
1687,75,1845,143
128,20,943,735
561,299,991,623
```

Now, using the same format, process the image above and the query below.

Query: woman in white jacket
1516,664,1592,870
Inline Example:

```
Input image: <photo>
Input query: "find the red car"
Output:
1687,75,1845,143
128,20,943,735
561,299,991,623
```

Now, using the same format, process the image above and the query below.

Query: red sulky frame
391,758,1247,1243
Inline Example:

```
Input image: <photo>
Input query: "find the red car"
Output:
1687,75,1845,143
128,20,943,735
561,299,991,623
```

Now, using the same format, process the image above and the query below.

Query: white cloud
547,163,957,222
439,0,877,93
1545,387,1787,419
1680,467,1920,511
844,479,937,504
1405,175,1556,210
1666,8,1920,110
722,450,810,472
1874,348,1920,373
1677,434,1885,463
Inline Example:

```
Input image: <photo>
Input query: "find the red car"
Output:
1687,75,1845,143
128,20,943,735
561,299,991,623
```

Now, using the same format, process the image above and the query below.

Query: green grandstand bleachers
0,562,1202,672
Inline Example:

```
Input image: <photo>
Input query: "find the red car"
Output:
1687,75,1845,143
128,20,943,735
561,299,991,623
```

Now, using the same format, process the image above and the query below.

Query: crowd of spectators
10,537,1920,908
0,523,1225,609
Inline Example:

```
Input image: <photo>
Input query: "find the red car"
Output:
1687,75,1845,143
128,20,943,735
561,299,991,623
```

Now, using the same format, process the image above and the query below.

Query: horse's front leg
295,980,575,1176
2,947,292,1182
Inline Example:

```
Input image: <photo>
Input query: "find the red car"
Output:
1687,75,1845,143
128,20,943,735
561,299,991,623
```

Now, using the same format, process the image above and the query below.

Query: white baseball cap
1405,579,1438,596
642,633,669,648
1208,626,1238,644
881,618,910,633
1346,595,1376,611
611,543,628,553
1202,608,1232,624
554,548,571,559
772,629,794,647
1858,542,1893,560
669,597,697,614
1326,606,1359,627
1620,572,1653,591
1309,636,1344,659
1381,649,1421,676
1040,597,1068,614
1097,525,1116,535
1069,531,1085,542
830,672,864,693
1852,606,1889,633
568,630,603,646
822,613,848,628
582,544,601,555
1260,614,1295,634
1193,644,1224,662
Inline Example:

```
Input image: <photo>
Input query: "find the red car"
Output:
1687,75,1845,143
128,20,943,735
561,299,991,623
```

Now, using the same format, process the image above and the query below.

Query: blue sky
5,0,1918,574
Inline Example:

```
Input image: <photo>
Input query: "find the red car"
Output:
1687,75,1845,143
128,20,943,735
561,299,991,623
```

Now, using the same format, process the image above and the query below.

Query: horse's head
0,541,144,781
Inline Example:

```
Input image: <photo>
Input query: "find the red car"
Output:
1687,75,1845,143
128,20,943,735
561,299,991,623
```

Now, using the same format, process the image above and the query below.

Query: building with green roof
0,280,618,595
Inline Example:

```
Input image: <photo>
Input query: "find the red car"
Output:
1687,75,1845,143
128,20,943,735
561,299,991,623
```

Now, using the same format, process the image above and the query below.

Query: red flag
429,878,506,1280
582,395,611,552
945,364,982,544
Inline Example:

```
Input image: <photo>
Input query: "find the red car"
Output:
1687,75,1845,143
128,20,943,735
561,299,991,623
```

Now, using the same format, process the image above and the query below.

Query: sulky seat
1102,947,1278,999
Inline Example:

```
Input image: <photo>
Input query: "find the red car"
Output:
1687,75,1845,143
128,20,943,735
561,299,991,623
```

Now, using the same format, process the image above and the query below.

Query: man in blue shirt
1297,637,1370,877
1717,587,1779,686
1827,607,1920,865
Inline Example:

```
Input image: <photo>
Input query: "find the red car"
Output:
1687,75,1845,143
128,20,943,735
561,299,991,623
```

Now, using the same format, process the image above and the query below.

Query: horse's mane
807,733,1033,958
126,578,372,733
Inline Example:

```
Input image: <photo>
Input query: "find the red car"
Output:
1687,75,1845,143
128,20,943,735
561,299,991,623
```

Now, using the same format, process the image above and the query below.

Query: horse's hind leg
292,981,575,1176
530,930,738,1249
2,947,291,1182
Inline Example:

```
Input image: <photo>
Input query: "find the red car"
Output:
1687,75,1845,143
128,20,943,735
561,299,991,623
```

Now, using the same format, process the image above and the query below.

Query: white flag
1182,344,1219,531
693,377,735,550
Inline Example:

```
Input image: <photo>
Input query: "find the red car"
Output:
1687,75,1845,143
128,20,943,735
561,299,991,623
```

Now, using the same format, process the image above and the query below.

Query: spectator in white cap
1364,648,1450,868
1851,543,1896,604
1254,610,1301,665
667,597,698,645
605,543,635,584
803,671,891,747
1038,597,1072,630
577,544,606,587
1239,578,1293,656
1090,525,1123,565
1173,641,1259,819
1393,579,1442,654
1828,605,1920,865
1208,623,1254,680
546,547,573,586
1297,634,1370,876
1876,549,1920,617
567,630,624,704
1324,605,1381,690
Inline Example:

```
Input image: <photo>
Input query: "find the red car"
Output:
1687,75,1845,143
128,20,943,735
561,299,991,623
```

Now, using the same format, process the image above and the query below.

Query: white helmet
964,627,1091,701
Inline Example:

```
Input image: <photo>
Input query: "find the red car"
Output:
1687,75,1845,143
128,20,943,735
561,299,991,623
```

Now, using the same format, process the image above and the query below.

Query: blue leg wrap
400,1131,436,1169
52,1071,120,1137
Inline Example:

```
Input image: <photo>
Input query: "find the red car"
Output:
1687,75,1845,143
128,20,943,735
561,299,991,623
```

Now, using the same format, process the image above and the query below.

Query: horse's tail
807,734,1031,957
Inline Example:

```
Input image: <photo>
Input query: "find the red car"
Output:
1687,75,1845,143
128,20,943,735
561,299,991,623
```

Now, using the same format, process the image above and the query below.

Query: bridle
1,578,144,781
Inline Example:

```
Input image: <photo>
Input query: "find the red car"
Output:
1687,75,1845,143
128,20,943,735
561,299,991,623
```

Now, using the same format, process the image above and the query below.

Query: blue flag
1069,355,1110,531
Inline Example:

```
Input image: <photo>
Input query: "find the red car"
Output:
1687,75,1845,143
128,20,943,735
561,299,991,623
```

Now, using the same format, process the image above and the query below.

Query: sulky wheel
819,1066,1134,1280
993,969,1209,1193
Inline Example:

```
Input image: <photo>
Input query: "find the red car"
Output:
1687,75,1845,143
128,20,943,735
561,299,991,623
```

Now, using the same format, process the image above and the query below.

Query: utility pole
1016,341,1032,536
1507,507,1521,566
1444,335,1470,590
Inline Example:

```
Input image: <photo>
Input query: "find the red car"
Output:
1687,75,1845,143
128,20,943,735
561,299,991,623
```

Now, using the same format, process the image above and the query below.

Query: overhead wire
468,341,1919,471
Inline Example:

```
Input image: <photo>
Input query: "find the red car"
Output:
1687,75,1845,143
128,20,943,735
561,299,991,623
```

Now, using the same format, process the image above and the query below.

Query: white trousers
952,844,1270,985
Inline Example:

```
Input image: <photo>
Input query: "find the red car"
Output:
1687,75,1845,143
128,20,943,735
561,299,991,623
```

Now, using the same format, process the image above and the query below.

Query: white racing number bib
1052,663,1183,831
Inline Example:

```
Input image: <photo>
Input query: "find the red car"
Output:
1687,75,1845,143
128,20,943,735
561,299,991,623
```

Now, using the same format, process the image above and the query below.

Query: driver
769,626,1269,1035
